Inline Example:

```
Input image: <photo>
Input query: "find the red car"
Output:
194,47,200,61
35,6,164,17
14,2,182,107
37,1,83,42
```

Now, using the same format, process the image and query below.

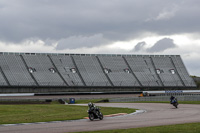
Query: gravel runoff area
1,103,200,133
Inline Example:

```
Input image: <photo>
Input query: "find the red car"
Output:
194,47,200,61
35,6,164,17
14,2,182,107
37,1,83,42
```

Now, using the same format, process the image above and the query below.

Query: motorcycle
171,98,178,108
87,106,103,121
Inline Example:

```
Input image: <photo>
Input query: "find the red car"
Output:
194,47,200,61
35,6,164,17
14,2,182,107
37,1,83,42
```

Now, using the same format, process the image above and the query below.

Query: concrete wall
0,87,143,93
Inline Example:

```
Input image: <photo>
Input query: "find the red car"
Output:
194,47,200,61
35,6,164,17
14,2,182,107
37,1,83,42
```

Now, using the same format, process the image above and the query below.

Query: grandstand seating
125,56,161,87
50,55,84,86
0,52,196,89
0,55,36,86
98,56,140,86
151,56,183,86
0,67,8,86
171,56,196,87
73,55,111,86
22,55,64,86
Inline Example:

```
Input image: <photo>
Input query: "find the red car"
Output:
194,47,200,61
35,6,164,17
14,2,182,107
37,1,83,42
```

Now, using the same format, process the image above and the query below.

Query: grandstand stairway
47,55,68,86
20,55,39,86
71,56,86,86
0,66,10,86
122,56,142,87
169,56,185,87
96,56,114,87
149,56,164,87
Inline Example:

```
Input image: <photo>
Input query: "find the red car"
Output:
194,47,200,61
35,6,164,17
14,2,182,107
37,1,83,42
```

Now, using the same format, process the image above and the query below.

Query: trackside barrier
0,93,34,96
109,95,200,102
0,98,67,103
0,99,51,103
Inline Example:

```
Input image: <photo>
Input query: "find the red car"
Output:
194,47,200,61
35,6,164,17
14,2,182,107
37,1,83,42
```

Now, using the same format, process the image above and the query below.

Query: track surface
1,103,200,133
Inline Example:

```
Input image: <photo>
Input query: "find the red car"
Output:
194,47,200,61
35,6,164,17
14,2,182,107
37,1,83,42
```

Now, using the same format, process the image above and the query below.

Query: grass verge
0,103,135,124
76,122,200,133
114,101,200,104
75,98,200,104
75,99,108,104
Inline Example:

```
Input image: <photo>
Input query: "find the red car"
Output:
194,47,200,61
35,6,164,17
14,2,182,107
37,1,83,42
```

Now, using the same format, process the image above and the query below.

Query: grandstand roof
0,52,180,57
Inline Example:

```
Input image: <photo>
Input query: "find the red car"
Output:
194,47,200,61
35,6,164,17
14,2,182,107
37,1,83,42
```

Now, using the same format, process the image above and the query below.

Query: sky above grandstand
0,0,200,76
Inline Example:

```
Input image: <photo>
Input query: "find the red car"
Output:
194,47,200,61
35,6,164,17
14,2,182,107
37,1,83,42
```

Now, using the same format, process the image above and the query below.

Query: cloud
183,53,200,76
0,1,200,76
131,38,177,53
147,38,177,53
155,9,176,21
133,42,147,51
0,0,200,45
0,34,200,76
146,4,179,21
55,34,109,49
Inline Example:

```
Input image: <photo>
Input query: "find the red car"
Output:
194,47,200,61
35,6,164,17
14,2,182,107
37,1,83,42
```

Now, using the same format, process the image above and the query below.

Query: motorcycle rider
88,102,98,115
170,96,178,104
88,102,103,121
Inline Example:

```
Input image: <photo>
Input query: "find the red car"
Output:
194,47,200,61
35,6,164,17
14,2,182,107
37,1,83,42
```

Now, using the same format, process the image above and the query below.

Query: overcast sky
0,0,200,76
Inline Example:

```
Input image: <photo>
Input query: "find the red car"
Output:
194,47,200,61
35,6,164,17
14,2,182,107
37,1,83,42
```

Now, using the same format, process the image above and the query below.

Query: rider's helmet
88,102,94,108
88,102,92,107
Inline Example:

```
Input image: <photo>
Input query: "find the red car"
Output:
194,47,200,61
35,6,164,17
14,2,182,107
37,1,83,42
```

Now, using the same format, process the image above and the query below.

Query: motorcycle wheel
99,113,103,120
89,114,94,121
174,103,178,108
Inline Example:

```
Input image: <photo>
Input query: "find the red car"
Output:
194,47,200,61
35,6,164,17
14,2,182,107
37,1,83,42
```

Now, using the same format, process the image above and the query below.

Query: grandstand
0,52,196,93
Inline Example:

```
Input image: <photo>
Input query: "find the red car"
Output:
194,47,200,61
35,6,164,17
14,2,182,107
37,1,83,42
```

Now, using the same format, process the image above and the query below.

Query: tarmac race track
1,103,200,133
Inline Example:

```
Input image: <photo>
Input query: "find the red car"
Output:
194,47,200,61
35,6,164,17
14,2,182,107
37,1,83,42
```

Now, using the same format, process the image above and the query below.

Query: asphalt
1,103,200,133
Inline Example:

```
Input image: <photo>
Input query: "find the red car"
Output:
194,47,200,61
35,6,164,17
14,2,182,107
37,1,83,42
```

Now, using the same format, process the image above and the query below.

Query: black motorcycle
87,106,103,121
170,98,178,108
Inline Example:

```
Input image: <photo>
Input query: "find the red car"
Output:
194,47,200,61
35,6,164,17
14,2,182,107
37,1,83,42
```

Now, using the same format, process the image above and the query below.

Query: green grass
75,98,200,104
75,99,107,104
0,103,135,124
178,101,200,104
76,122,200,133
115,101,200,104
